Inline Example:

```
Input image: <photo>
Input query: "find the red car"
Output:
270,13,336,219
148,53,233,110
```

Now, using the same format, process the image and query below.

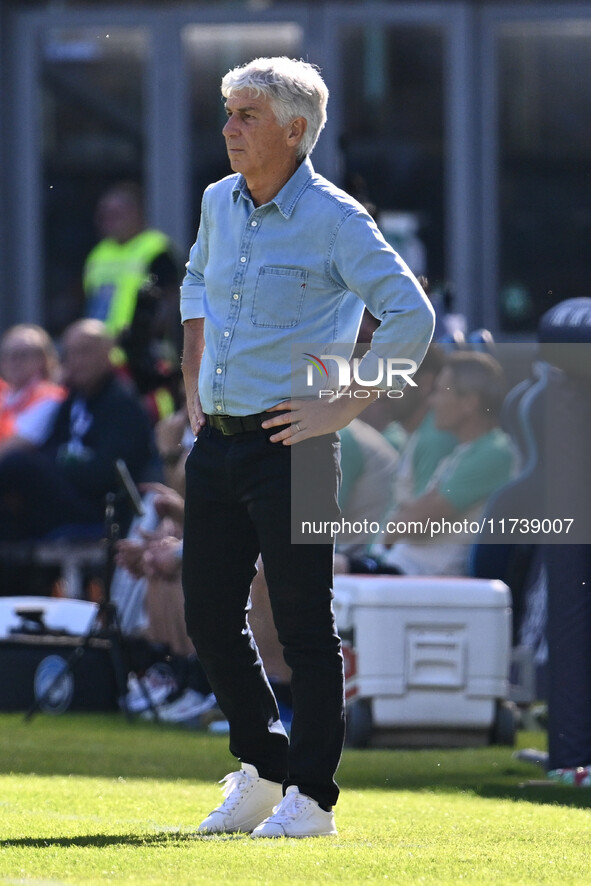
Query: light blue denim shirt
180,158,435,416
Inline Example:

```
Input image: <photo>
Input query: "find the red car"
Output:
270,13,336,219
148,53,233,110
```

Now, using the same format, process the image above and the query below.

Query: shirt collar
232,157,314,219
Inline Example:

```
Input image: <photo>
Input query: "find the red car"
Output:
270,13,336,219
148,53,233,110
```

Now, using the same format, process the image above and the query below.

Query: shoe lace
269,790,308,824
217,769,252,813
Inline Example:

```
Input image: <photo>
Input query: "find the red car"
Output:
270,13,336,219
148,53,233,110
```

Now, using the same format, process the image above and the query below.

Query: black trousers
182,424,344,809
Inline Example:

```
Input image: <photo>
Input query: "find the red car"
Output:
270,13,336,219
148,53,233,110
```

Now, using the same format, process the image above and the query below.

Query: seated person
381,343,457,493
0,324,65,456
115,482,294,726
153,401,193,497
335,344,456,575
336,417,400,558
345,351,516,577
119,534,191,656
114,482,214,723
0,319,157,542
115,481,189,656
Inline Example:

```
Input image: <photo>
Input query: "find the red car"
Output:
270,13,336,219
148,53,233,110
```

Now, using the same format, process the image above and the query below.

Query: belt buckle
220,415,243,435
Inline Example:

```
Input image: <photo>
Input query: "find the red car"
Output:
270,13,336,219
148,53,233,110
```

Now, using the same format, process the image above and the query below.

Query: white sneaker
197,763,283,834
251,785,337,838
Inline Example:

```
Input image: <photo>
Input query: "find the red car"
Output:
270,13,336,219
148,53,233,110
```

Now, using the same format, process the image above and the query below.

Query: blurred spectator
335,344,456,575
0,324,66,456
336,418,400,558
379,351,516,576
115,482,189,655
382,343,457,496
153,403,193,497
115,481,296,727
114,482,216,724
83,181,183,423
0,319,158,543
84,182,181,340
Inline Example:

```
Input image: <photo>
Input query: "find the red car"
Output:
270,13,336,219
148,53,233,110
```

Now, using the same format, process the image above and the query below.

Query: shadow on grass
338,750,591,810
3,713,591,812
476,782,591,808
0,833,245,849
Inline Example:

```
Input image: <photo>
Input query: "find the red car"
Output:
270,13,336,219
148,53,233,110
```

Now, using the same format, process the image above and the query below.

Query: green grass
0,713,590,885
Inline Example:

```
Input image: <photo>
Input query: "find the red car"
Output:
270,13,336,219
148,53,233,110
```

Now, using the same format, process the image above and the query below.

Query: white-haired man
181,57,434,838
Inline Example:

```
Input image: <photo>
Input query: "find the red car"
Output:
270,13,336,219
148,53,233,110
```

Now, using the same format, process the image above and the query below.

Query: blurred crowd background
1,0,591,342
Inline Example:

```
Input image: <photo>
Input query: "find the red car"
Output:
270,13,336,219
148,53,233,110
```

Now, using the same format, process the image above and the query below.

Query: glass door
40,26,149,333
338,21,444,284
324,4,474,328
482,8,591,335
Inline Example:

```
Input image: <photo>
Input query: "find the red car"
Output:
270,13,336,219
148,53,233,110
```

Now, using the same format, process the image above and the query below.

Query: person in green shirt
335,343,457,576
381,350,516,576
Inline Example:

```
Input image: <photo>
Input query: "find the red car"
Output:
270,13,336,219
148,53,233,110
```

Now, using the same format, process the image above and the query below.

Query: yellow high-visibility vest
83,229,171,334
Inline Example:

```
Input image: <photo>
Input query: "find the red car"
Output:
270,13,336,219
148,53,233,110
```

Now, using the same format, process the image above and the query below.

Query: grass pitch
1,713,590,885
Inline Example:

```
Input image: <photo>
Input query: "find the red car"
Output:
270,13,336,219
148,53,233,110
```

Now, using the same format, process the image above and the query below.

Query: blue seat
469,361,552,643
499,376,535,462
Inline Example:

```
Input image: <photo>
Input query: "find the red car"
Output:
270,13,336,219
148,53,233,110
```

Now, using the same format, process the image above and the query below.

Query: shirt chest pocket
251,266,308,329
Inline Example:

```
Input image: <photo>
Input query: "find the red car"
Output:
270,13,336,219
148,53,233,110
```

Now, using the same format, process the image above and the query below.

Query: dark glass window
339,24,444,289
498,22,591,332
41,28,147,333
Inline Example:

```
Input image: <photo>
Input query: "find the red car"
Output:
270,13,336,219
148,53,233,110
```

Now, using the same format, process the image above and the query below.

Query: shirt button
251,220,258,227
216,368,222,374
223,331,229,337
233,293,239,300
240,256,246,263
215,405,222,412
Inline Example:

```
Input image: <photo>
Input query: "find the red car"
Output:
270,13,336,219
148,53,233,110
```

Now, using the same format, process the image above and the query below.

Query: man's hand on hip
262,384,380,445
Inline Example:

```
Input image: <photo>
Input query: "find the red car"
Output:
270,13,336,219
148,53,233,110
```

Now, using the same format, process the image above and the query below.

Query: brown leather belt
205,412,270,436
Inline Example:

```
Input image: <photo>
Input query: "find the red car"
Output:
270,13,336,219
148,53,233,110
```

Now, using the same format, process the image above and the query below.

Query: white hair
221,57,329,160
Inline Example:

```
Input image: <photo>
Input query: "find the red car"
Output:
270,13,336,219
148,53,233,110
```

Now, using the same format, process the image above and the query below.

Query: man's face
0,331,45,390
222,90,295,181
61,330,111,395
95,192,142,243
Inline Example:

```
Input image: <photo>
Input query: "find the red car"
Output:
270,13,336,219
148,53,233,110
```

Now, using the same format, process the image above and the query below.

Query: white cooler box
334,575,515,748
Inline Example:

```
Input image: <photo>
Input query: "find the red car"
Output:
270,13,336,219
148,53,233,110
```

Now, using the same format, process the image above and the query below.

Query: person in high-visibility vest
83,182,183,423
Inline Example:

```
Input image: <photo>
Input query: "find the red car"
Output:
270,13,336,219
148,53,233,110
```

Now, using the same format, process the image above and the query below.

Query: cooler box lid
334,575,511,609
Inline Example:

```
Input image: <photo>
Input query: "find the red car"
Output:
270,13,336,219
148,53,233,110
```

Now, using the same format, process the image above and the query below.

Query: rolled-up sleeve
330,211,435,389
180,195,209,323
